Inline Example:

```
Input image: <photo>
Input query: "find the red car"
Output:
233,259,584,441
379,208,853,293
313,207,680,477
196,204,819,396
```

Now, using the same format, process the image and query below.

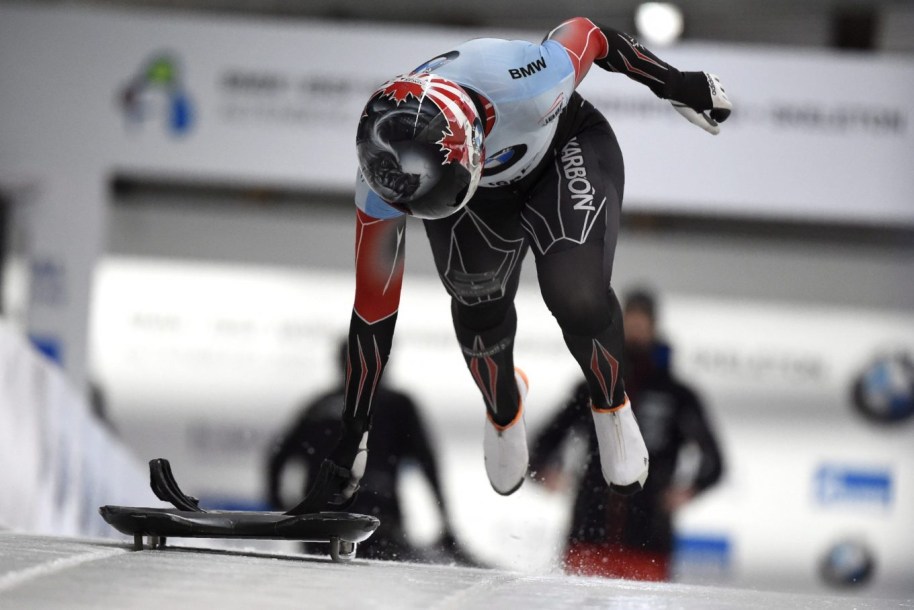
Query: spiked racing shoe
483,369,530,496
591,396,649,495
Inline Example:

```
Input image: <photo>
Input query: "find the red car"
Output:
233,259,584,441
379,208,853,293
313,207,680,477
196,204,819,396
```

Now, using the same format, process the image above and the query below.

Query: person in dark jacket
267,340,479,564
530,289,724,581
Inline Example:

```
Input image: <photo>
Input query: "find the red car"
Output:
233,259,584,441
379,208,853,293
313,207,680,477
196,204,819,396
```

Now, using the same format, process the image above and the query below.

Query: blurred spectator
267,339,481,565
530,288,724,581
89,381,118,436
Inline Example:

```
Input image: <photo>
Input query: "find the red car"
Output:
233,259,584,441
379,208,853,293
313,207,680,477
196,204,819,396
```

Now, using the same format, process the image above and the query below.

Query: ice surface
0,531,910,609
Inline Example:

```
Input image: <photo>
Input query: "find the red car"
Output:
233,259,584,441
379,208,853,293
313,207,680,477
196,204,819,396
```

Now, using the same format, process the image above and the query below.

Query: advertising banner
1,4,912,226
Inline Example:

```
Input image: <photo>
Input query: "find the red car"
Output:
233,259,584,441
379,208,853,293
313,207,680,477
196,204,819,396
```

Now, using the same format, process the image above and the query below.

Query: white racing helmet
356,73,484,220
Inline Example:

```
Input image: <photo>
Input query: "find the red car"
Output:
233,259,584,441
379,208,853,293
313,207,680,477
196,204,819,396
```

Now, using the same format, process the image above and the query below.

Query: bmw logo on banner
852,352,914,424
819,538,876,587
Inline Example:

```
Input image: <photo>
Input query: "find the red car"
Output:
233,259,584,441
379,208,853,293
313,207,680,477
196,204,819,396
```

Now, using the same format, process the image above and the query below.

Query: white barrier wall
1,3,913,390
3,5,912,223
0,318,156,538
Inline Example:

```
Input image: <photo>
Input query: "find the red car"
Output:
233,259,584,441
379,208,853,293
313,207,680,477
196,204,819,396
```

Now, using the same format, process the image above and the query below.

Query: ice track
0,531,909,609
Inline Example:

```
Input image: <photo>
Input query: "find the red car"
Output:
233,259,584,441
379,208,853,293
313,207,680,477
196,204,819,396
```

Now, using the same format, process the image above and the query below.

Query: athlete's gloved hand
669,72,732,135
284,426,368,514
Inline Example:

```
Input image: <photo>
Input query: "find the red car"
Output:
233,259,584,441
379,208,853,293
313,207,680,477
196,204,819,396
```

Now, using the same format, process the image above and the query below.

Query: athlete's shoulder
431,37,573,95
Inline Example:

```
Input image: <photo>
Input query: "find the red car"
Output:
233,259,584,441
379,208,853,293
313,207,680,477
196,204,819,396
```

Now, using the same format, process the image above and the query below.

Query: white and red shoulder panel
545,17,610,86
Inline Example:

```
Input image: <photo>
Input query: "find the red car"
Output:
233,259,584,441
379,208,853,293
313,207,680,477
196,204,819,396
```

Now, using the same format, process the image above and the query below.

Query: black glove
669,72,732,135
284,427,368,514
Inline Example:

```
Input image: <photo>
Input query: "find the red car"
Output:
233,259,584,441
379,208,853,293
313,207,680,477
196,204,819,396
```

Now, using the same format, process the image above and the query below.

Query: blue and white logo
820,538,876,587
483,144,527,176
814,465,892,508
119,53,195,136
852,352,914,424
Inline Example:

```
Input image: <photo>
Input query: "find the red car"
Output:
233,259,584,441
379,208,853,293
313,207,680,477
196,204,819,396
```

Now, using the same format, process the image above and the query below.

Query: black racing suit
308,18,726,511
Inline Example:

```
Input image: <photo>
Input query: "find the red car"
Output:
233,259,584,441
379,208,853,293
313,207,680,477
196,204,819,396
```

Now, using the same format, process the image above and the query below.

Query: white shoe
483,368,529,496
591,396,649,494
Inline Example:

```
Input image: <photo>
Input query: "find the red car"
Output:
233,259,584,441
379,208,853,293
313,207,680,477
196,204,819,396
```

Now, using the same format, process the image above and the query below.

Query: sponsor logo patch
509,57,547,79
560,137,596,211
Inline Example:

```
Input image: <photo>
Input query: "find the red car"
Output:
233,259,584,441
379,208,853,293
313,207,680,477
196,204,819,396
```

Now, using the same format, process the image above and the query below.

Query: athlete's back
427,38,576,187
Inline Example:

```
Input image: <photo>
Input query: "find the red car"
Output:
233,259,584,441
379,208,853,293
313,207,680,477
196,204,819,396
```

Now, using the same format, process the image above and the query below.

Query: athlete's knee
542,284,613,335
535,243,616,334
452,298,514,333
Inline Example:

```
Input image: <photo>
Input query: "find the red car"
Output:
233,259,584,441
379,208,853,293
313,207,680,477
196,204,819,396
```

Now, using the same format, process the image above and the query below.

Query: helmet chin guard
356,73,484,220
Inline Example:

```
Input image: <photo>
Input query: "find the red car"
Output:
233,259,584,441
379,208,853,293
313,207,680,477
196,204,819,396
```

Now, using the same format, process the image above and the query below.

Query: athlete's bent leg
525,114,648,493
537,247,649,493
450,293,530,494
424,205,531,494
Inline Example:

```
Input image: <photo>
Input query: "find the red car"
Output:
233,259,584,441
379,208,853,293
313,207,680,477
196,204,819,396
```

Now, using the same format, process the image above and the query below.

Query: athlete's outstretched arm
342,209,406,440
289,206,406,513
547,17,732,134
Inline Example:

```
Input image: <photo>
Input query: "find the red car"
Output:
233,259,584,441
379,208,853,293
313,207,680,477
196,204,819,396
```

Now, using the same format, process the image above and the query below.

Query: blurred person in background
89,382,118,436
299,17,731,516
267,339,481,565
530,288,725,581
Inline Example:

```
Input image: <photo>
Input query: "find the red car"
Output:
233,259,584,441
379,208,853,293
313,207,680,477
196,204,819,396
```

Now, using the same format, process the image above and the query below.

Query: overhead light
635,2,684,46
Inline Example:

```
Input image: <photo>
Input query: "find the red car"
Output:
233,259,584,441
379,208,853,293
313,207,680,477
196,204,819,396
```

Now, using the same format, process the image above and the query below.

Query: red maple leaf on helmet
381,77,426,104
426,81,475,167
437,119,468,166
378,75,478,168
